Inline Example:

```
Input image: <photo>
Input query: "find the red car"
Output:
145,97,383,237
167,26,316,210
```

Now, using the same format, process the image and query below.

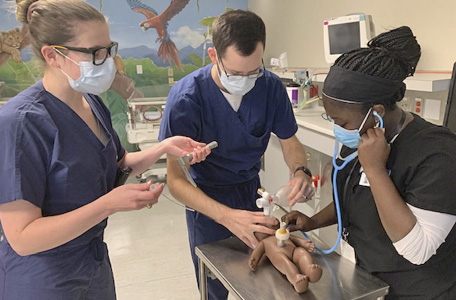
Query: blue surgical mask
55,49,116,95
215,54,257,96
333,108,383,149
333,125,364,149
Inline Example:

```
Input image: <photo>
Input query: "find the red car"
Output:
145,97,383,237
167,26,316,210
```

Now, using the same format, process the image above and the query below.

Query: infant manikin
249,222,323,293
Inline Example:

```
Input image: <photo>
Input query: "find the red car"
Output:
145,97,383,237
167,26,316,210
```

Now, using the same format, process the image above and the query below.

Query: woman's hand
102,181,164,213
358,128,390,175
281,210,315,232
161,136,211,164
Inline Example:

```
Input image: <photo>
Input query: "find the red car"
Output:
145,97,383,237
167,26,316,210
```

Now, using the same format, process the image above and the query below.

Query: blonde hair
15,0,106,62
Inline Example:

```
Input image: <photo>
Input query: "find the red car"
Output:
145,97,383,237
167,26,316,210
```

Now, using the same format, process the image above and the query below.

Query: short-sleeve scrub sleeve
0,103,55,208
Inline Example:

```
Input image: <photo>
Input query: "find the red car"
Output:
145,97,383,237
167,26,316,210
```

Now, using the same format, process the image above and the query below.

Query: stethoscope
302,110,409,254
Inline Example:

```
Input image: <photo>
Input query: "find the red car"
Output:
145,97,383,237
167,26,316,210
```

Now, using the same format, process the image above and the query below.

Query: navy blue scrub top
0,80,124,249
159,64,298,186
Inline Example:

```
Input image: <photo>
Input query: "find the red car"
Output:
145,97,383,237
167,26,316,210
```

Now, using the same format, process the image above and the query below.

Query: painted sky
0,0,248,50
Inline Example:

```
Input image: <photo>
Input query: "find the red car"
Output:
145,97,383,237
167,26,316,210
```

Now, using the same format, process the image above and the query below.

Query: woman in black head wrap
283,26,456,299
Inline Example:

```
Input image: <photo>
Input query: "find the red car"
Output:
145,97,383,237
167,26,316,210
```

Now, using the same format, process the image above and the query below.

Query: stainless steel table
196,237,389,300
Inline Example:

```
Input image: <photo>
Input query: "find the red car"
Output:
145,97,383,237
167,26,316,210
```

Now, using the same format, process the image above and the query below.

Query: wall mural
0,0,248,151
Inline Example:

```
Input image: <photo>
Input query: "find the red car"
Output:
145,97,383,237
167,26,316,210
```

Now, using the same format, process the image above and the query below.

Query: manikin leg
268,252,308,293
292,247,322,283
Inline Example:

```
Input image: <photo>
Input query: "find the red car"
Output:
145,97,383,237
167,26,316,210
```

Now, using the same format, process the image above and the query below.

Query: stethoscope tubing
302,111,384,254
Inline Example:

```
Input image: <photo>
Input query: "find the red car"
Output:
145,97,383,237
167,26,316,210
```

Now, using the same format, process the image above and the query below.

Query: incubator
125,96,167,182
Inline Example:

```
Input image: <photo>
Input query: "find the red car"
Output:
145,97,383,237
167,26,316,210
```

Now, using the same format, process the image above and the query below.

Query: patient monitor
443,62,456,132
323,14,375,64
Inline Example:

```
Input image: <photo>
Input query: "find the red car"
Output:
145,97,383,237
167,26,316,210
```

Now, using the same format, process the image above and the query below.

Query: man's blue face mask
332,108,384,149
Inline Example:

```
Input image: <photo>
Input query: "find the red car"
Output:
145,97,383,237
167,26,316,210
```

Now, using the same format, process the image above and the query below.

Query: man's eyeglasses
218,58,265,81
50,41,118,66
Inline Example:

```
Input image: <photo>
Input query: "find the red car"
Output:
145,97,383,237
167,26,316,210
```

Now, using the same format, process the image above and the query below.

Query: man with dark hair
159,10,313,299
211,9,266,58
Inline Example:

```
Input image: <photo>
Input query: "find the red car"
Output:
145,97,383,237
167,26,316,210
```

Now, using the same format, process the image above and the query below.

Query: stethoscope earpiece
373,110,384,129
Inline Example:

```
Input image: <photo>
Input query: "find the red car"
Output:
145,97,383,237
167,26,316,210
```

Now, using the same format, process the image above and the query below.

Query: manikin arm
289,235,315,252
255,231,277,242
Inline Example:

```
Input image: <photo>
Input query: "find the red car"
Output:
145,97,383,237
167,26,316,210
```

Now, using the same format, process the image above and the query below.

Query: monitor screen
323,14,374,64
328,22,361,55
443,62,456,132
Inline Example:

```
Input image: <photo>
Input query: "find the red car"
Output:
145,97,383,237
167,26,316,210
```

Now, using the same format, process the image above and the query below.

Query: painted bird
126,0,189,71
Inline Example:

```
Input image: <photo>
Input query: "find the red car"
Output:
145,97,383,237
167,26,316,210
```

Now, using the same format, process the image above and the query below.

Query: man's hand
221,209,278,249
287,172,315,206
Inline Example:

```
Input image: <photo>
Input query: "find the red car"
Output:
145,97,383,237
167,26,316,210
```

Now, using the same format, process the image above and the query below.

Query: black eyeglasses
218,57,265,81
50,41,118,66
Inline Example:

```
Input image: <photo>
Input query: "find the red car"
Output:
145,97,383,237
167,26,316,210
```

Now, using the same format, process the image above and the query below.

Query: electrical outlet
414,98,423,115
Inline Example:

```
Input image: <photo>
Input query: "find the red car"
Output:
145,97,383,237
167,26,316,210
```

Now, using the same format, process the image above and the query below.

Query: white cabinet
271,68,451,93
261,133,290,194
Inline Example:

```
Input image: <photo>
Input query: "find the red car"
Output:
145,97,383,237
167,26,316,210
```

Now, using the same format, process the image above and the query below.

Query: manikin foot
292,274,308,293
248,256,259,271
305,264,323,283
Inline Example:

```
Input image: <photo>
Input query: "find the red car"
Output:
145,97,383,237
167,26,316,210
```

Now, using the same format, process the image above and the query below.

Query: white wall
249,0,456,71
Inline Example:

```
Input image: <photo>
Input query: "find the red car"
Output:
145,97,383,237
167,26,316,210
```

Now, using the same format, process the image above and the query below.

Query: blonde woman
0,1,210,299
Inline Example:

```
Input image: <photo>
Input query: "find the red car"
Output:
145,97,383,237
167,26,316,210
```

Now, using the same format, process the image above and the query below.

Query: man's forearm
280,135,308,174
166,155,230,223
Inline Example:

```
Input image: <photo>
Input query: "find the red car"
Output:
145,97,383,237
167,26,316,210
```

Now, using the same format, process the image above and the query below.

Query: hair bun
15,0,38,24
368,26,421,76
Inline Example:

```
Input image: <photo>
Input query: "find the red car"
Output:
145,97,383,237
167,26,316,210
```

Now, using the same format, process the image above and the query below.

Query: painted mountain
118,43,209,67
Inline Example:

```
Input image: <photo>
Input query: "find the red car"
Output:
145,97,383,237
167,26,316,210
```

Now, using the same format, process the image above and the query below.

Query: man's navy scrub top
159,64,298,187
